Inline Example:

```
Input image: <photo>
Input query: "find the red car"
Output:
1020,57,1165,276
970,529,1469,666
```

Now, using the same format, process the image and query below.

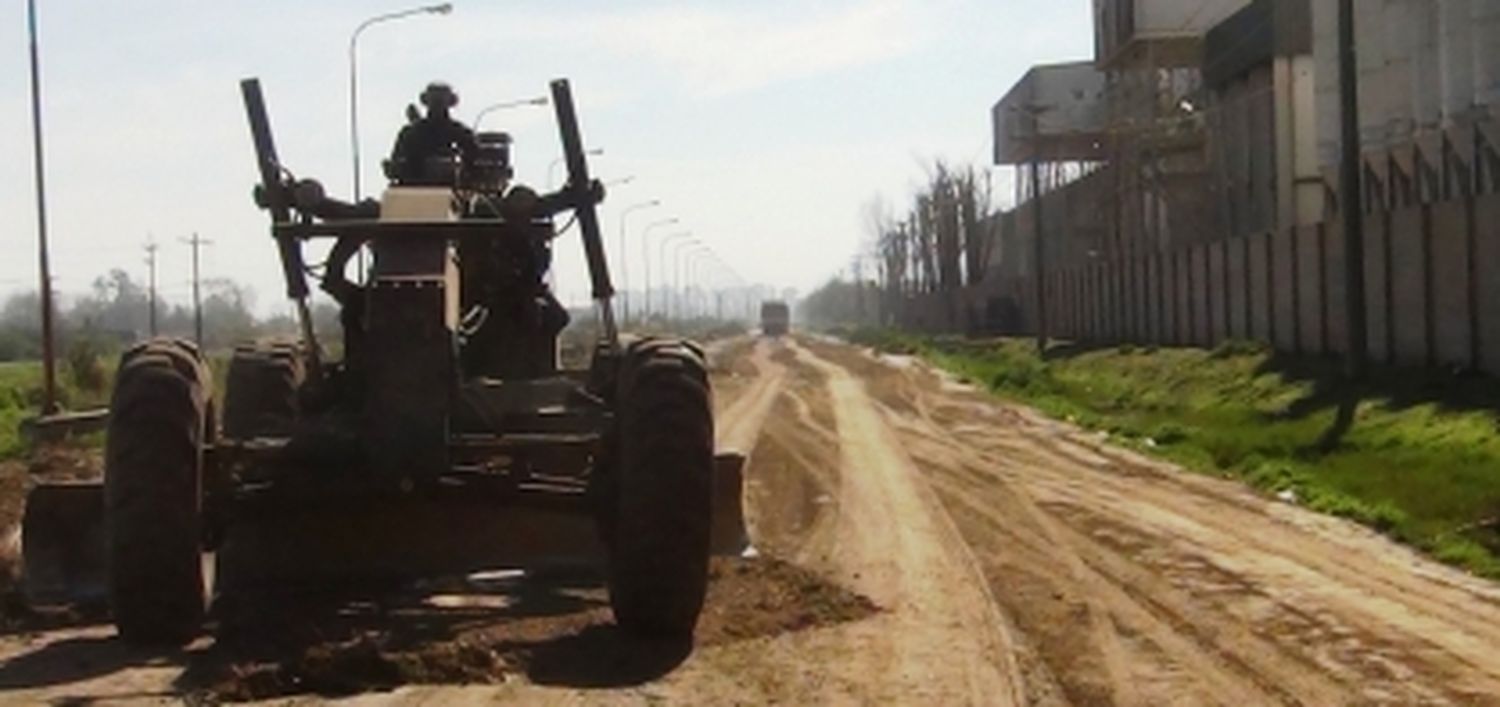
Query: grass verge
842,327,1500,579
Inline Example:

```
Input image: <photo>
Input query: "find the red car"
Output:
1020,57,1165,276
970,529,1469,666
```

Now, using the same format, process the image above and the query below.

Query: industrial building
910,0,1500,375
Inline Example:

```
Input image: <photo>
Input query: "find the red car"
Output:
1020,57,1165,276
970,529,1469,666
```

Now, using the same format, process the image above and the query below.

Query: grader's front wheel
605,339,715,638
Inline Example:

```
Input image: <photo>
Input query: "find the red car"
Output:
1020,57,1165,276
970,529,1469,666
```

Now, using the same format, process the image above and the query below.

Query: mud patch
178,556,874,701
699,557,878,644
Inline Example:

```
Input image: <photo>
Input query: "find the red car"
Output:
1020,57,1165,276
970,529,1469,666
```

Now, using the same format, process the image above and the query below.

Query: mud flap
712,452,751,556
21,481,107,605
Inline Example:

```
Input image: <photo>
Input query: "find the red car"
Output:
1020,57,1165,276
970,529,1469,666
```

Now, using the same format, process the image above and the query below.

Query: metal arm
241,77,322,370
549,78,617,347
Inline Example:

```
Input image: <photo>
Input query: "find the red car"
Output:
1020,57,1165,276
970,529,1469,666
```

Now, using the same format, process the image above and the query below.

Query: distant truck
760,301,790,337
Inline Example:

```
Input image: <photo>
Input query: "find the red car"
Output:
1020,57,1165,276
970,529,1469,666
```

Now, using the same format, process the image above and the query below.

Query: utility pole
145,239,159,337
852,255,866,324
183,233,212,347
27,0,58,414
1032,157,1048,355
1338,0,1368,380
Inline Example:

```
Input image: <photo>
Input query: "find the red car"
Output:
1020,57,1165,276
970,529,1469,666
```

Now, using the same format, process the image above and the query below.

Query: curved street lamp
473,95,548,130
674,243,709,322
684,246,711,318
349,3,453,201
638,218,679,320
653,231,693,320
667,239,702,322
616,199,659,324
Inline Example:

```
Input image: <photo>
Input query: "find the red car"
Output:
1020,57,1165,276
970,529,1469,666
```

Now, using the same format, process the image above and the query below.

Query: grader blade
21,481,107,604
214,496,607,591
712,452,751,556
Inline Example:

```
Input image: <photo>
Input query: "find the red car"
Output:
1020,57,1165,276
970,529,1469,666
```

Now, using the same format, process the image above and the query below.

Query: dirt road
3,335,1500,704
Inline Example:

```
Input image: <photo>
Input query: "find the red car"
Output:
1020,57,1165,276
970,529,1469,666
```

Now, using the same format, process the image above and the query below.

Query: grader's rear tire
105,339,211,645
606,338,715,637
222,341,302,439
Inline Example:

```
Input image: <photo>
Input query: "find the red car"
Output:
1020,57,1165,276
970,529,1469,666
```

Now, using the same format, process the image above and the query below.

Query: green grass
0,356,119,461
846,328,1500,579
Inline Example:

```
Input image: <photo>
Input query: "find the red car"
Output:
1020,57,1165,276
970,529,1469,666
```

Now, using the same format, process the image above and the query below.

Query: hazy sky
1,1,1091,315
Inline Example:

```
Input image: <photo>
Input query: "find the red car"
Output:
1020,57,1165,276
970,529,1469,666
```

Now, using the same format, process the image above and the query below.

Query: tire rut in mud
742,348,842,561
831,338,1500,705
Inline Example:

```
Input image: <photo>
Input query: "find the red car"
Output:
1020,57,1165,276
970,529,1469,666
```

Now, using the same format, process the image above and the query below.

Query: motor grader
21,77,746,645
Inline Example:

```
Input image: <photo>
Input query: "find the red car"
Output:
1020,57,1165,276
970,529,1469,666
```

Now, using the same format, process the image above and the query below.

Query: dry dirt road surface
2,335,1500,705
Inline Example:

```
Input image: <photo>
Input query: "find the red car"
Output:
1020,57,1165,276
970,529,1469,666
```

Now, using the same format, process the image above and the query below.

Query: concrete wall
1431,201,1472,366
1296,225,1324,354
1228,236,1250,338
1364,213,1391,363
923,192,1500,377
1389,207,1428,365
1314,0,1499,171
1322,221,1348,354
1272,226,1298,351
1477,196,1500,373
1249,231,1272,341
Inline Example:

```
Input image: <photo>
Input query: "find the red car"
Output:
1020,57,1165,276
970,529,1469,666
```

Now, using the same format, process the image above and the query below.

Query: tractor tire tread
105,337,209,645
606,337,714,637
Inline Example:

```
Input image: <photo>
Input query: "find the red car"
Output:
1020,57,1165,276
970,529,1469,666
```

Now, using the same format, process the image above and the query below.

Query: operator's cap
420,82,459,109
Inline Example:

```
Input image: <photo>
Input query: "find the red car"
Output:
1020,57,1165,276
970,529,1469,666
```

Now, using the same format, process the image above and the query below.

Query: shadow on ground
0,556,877,702
1262,352,1500,448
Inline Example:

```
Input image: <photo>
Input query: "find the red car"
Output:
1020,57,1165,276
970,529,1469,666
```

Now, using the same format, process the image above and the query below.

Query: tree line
803,160,1001,327
0,269,337,362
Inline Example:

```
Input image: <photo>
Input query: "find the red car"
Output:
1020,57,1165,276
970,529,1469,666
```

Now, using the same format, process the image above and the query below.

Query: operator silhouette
384,82,479,186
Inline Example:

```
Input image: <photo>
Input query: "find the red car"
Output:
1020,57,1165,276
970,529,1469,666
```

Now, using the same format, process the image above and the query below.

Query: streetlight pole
654,232,693,320
707,259,746,322
348,4,447,285
666,239,699,322
26,0,57,414
617,199,660,326
673,242,707,322
472,95,548,130
350,3,454,200
705,258,730,321
686,249,716,320
638,218,679,322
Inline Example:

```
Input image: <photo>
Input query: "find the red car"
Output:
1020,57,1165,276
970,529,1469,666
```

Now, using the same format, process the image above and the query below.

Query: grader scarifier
21,77,746,644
